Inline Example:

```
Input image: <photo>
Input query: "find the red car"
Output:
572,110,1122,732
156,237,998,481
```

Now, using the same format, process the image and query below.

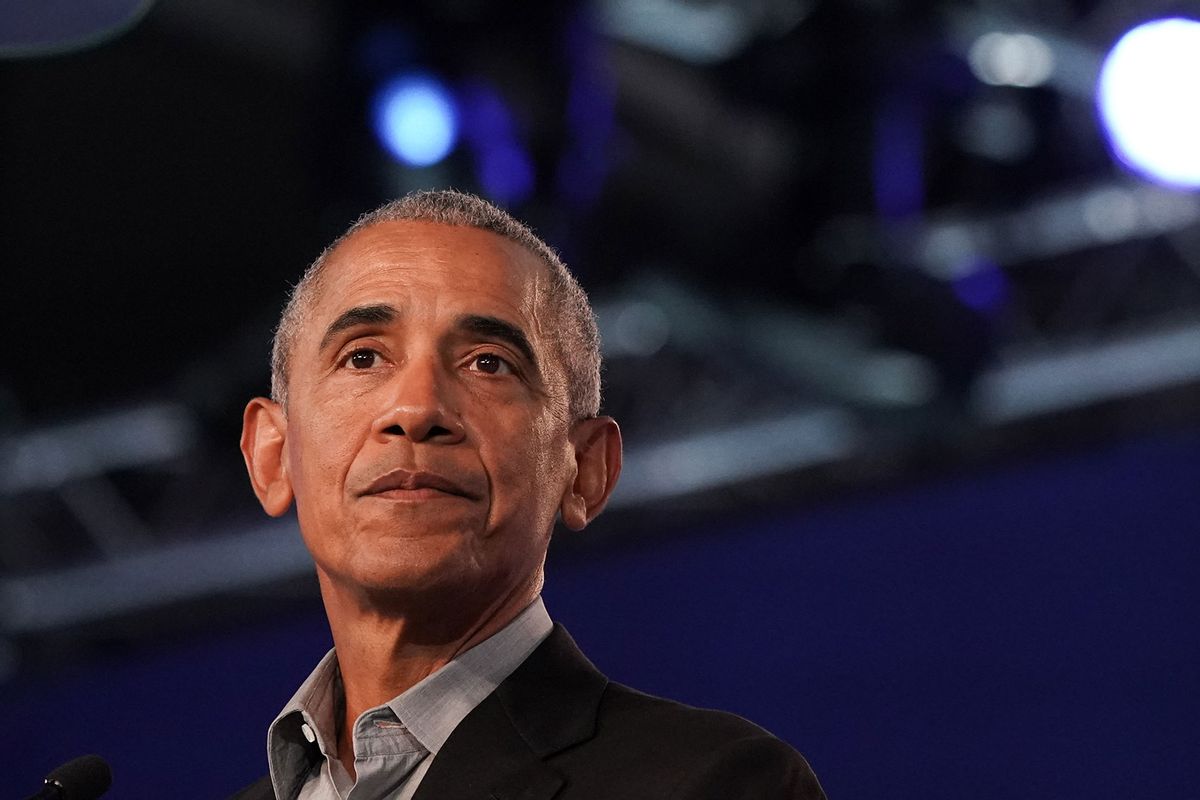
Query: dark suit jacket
231,625,826,799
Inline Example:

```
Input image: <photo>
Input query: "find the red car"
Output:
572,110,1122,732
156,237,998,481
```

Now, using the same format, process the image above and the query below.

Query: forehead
306,220,548,331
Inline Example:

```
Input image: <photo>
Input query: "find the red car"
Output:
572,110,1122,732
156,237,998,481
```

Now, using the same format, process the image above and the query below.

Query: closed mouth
360,468,476,500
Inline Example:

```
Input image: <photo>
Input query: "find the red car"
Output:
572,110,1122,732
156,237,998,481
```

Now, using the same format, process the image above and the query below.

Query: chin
338,531,481,594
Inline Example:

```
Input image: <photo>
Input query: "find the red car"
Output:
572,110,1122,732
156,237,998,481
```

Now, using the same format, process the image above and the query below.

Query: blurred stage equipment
0,0,153,58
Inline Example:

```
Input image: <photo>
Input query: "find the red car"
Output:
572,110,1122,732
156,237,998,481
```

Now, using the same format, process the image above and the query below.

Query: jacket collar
413,624,608,800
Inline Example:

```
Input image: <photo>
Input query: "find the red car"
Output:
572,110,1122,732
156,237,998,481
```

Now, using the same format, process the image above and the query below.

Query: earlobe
560,416,622,531
240,397,294,517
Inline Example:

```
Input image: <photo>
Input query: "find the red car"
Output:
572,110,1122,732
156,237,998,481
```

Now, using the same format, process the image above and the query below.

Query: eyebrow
317,306,538,368
458,314,538,369
319,304,397,352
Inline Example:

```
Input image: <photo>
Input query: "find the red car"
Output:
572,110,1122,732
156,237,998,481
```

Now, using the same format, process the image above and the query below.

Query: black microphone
25,755,112,800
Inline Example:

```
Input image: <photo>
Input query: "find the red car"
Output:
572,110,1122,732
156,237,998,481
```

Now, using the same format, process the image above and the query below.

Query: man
235,190,826,799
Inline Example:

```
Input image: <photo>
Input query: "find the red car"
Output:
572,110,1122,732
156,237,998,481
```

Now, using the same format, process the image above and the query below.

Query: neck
316,569,542,776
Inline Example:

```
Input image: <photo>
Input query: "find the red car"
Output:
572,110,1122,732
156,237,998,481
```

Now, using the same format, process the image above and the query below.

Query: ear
560,416,622,532
240,397,294,517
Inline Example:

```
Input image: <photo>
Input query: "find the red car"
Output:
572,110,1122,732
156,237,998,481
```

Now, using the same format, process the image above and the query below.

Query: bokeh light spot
969,32,1055,88
1098,18,1200,189
372,74,459,168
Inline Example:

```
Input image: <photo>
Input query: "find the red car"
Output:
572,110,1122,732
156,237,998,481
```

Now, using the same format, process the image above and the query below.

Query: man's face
272,221,578,603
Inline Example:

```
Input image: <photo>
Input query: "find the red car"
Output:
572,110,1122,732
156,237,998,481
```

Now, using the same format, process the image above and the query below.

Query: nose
371,355,465,445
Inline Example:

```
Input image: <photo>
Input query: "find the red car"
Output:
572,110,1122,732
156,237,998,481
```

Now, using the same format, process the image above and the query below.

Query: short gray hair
270,189,602,420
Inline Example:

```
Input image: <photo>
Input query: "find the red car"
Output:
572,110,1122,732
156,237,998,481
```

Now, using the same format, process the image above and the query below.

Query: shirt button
301,723,317,744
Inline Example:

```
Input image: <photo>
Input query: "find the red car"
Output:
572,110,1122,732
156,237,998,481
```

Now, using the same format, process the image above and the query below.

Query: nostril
376,419,459,441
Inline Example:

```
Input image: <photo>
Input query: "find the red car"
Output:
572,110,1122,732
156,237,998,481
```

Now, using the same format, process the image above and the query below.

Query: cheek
287,413,360,501
509,411,574,497
476,410,563,504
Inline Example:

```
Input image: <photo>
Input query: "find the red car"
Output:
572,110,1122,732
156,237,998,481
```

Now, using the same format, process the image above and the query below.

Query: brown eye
347,349,380,369
471,353,511,375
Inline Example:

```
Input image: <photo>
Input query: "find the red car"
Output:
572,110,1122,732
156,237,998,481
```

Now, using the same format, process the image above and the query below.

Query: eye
343,348,382,369
468,352,513,375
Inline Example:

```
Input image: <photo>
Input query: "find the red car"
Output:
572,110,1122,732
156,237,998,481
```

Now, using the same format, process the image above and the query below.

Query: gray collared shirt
267,597,554,800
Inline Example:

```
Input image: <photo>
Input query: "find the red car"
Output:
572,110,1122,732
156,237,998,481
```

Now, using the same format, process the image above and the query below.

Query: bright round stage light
372,74,459,168
1097,18,1200,189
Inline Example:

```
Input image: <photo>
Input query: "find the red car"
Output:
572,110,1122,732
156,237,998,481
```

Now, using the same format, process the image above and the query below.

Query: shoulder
505,625,826,798
598,680,779,737
565,681,827,799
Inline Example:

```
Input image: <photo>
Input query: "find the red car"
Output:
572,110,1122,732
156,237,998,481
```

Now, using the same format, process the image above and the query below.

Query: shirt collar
388,595,553,754
266,597,553,798
266,649,339,800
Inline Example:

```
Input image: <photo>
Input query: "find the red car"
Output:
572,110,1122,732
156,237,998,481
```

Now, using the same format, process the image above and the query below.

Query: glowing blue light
478,144,535,206
1098,18,1200,189
456,78,536,206
372,74,459,168
953,259,1009,314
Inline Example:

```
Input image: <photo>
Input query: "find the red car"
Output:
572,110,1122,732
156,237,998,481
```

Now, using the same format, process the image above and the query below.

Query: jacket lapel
412,625,608,800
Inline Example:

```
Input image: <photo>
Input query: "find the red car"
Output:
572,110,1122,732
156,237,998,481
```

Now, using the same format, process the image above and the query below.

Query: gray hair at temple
270,189,602,421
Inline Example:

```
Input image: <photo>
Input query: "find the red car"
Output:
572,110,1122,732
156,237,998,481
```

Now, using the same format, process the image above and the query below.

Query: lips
359,468,477,500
